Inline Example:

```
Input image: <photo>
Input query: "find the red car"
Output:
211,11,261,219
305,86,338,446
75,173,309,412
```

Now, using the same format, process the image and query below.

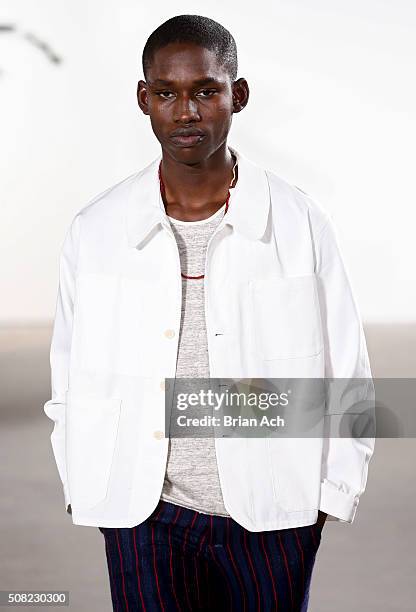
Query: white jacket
43,146,375,530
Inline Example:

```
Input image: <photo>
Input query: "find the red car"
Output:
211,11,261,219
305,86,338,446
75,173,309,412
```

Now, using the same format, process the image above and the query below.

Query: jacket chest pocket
73,272,174,376
249,275,323,360
66,393,122,510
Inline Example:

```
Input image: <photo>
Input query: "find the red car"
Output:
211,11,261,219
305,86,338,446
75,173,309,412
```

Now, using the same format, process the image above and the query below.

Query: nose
173,94,200,123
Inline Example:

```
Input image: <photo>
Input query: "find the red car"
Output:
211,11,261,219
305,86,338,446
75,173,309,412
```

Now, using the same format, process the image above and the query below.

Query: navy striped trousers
98,500,322,611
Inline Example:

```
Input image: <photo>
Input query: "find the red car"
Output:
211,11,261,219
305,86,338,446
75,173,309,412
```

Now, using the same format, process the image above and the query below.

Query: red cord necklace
158,157,238,279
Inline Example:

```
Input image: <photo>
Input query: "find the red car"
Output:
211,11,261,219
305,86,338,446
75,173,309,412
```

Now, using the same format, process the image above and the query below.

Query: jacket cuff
63,483,71,512
319,478,360,523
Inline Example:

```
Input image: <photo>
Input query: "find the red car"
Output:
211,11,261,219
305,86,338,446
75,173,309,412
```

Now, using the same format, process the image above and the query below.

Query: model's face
137,42,248,164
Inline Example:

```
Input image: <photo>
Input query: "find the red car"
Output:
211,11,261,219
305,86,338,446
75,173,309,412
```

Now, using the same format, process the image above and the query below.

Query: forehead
146,42,229,85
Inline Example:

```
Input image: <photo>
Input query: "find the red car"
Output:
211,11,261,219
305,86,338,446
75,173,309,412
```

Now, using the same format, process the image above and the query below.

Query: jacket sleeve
315,215,375,523
43,214,81,513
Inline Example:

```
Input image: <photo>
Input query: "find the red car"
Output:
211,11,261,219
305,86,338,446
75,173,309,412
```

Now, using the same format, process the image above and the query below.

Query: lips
170,126,205,147
170,134,205,147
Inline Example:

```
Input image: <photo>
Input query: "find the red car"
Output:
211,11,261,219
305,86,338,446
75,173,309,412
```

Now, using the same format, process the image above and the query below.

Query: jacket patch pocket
267,437,322,512
66,393,122,510
250,275,323,360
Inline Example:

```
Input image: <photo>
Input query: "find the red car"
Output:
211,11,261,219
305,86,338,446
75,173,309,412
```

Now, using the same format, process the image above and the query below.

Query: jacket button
164,329,175,339
153,430,164,440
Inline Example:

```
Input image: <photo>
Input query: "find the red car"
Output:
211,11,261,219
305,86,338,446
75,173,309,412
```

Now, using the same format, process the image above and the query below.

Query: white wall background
1,0,415,323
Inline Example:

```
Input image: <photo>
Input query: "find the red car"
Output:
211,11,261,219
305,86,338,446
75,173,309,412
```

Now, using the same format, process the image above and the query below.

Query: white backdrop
1,0,415,323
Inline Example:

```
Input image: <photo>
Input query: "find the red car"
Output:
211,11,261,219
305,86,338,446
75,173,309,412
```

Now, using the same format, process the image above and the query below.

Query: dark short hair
142,14,238,81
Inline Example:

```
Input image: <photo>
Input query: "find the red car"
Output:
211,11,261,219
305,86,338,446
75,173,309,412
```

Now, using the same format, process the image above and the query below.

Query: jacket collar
125,145,271,248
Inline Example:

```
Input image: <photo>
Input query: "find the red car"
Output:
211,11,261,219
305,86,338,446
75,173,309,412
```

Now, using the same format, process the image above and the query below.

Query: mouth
169,134,205,148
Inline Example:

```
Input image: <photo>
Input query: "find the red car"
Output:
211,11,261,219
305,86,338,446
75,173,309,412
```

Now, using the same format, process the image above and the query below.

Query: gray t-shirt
160,203,230,516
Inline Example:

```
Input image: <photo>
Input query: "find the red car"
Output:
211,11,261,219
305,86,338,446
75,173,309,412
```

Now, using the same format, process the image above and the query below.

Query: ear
137,80,150,115
232,78,250,113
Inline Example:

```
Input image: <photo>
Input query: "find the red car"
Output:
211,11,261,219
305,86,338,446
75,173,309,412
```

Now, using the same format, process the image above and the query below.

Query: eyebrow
149,77,222,87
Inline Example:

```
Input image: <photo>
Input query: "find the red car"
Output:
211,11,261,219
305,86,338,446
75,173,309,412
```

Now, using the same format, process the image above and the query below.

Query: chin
165,145,209,165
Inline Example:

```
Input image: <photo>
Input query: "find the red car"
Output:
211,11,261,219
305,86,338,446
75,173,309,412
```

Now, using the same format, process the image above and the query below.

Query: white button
164,329,175,339
153,430,164,440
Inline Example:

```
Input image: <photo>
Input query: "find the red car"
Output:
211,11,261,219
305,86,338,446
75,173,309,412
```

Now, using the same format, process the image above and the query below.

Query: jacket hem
70,501,321,530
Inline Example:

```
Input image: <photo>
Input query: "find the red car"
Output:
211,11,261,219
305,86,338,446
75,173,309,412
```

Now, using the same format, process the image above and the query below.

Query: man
44,14,375,612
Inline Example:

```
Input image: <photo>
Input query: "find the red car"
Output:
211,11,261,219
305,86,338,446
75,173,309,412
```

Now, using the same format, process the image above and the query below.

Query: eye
196,89,216,98
157,91,175,99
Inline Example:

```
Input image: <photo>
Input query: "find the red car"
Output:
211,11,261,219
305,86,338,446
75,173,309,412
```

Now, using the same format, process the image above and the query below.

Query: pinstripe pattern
99,500,322,611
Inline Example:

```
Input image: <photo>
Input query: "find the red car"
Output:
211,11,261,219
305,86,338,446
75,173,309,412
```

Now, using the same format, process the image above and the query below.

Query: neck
159,143,236,221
